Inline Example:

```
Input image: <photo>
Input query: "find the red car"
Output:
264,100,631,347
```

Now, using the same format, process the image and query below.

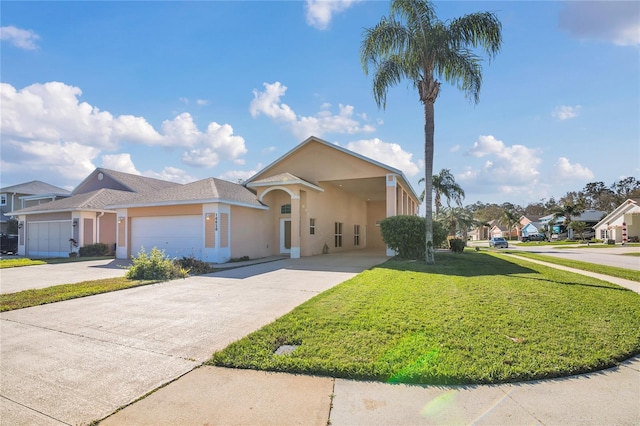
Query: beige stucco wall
256,140,392,183
366,201,386,248
230,205,272,259
127,205,201,217
25,212,72,222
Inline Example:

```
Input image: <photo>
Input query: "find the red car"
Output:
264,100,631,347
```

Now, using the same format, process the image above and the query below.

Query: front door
280,218,291,254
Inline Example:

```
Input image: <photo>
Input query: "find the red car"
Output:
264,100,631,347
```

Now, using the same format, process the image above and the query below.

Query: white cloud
181,121,247,167
0,25,40,50
305,0,359,30
219,164,263,184
0,82,247,167
179,97,189,104
100,153,140,175
464,135,541,185
559,1,640,46
196,99,210,106
346,138,420,177
552,105,581,121
144,166,197,184
250,81,375,139
553,157,594,181
449,144,461,153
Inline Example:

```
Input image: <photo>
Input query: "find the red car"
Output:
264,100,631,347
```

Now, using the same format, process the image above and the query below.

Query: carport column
385,174,397,257
115,209,128,259
291,194,301,259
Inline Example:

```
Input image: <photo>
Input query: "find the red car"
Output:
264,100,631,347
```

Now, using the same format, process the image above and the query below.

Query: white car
489,237,508,248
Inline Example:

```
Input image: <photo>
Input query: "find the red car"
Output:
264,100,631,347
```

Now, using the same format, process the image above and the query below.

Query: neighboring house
594,199,640,243
490,223,508,238
521,222,542,237
11,169,180,257
540,210,606,239
13,136,420,261
468,219,496,241
0,181,70,233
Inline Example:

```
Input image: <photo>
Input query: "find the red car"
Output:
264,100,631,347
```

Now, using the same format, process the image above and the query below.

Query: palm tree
419,169,465,218
502,208,518,240
361,0,502,263
552,202,585,239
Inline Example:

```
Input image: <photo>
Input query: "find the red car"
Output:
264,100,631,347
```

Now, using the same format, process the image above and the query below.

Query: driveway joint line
0,394,71,425
0,317,200,362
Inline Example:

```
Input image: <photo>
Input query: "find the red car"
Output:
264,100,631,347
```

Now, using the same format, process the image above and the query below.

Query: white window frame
310,218,316,235
354,224,360,246
0,194,6,206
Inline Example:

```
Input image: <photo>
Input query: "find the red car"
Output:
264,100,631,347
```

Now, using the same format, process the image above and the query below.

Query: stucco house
594,198,640,243
10,170,180,257
1,181,70,233
12,136,420,261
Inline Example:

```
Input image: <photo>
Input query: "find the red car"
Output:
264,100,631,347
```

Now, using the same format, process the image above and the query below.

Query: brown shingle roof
1,180,70,195
107,178,264,208
11,189,139,214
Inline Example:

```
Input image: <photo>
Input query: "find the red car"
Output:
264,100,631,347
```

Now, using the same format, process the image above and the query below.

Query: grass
623,252,640,257
506,251,640,282
0,277,158,312
210,251,640,385
0,256,114,269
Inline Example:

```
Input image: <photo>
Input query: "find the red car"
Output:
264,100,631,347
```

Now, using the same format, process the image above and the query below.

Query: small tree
569,221,588,241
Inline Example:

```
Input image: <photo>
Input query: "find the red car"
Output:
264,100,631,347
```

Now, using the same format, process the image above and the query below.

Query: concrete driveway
0,251,388,425
0,258,131,294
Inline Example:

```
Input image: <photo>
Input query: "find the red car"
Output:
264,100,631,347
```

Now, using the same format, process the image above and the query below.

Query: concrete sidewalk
101,356,640,425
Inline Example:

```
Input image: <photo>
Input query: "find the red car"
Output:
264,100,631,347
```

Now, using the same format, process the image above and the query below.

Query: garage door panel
27,221,72,257
132,216,202,259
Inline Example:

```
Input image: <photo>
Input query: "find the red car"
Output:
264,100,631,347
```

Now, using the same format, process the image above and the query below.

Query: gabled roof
72,168,180,195
10,189,138,215
594,199,640,228
1,180,70,196
247,173,324,192
108,178,266,210
245,136,420,201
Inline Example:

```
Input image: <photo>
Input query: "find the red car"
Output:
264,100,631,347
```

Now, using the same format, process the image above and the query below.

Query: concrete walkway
101,356,640,425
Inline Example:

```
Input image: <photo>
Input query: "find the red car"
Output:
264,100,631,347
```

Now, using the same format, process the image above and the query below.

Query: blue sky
1,1,638,207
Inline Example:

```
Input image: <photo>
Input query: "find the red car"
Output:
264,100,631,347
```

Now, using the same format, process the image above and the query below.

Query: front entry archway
280,218,291,254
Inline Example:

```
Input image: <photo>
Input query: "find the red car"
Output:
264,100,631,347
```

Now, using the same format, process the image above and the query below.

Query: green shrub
79,243,110,257
176,256,215,275
380,216,448,260
126,247,182,281
449,238,465,253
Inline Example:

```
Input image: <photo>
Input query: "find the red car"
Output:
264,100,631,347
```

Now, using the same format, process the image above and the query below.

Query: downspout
96,211,105,242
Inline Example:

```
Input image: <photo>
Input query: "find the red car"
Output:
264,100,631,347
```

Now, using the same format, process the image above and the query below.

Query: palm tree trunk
424,100,435,264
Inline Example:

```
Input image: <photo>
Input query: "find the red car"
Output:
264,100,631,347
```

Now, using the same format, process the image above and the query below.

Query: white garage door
27,221,73,257
131,216,202,259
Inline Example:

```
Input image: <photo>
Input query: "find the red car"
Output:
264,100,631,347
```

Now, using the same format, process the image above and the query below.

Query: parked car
489,237,508,248
0,233,18,254
521,234,545,242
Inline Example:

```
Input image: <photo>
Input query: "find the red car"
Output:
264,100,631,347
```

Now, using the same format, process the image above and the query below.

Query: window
354,224,360,246
334,222,343,248
310,218,316,235
281,204,291,214
0,194,6,206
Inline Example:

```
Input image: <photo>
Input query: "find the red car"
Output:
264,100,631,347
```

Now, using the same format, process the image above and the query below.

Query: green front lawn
0,277,158,312
0,256,114,269
506,251,640,282
210,252,640,385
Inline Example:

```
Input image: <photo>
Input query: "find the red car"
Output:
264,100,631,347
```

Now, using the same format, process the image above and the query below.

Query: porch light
18,222,23,229
72,219,78,228
117,217,124,224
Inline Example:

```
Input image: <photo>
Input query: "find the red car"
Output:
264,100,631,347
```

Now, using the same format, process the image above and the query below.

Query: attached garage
131,216,202,259
27,221,73,257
